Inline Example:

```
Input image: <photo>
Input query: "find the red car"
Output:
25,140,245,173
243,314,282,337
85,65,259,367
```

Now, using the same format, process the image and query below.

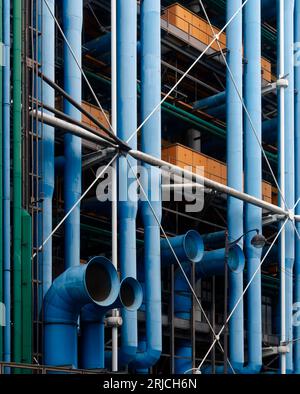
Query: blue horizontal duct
43,256,119,368
193,91,225,111
83,32,141,64
161,230,204,268
173,244,244,373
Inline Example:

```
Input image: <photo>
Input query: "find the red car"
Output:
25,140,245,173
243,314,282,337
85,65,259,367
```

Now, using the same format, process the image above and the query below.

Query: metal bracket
262,345,290,358
277,78,289,89
105,316,123,328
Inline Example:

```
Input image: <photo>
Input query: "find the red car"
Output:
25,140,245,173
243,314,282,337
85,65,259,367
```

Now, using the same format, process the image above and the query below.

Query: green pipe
0,0,3,361
21,210,32,371
12,0,22,364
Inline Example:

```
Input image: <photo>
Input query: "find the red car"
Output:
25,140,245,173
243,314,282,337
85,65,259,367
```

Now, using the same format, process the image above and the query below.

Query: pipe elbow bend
242,363,262,374
81,277,143,323
44,256,120,325
132,348,161,370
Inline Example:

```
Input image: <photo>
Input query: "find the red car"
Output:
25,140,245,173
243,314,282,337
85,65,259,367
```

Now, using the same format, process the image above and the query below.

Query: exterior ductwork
226,0,245,371
294,0,300,373
132,0,162,371
282,0,295,373
243,0,263,373
44,257,119,368
117,0,139,365
161,230,204,267
80,278,143,370
63,0,82,270
174,245,245,373
38,0,55,297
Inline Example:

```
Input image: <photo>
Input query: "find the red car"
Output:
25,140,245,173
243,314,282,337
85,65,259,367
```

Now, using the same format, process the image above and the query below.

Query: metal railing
0,362,103,374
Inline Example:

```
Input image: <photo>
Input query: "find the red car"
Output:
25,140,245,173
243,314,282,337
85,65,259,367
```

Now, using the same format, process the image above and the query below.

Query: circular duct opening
120,282,135,308
120,277,143,311
228,245,245,273
183,231,204,262
85,260,112,302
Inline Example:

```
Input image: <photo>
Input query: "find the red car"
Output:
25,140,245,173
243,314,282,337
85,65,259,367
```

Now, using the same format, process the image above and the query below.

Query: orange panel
166,145,178,161
176,145,193,166
207,159,222,177
192,152,207,170
221,164,227,180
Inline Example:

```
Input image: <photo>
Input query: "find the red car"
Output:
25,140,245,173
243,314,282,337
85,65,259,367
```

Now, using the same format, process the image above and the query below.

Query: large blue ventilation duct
117,0,139,365
131,0,162,371
80,278,143,370
173,246,244,374
226,0,245,371
161,230,204,267
62,0,82,270
243,0,263,373
44,257,119,368
194,91,226,111
294,0,300,373
280,0,295,373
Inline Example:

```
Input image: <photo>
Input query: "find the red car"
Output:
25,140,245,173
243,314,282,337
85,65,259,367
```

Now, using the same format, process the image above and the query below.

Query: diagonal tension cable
197,0,288,212
37,71,130,152
125,0,250,146
32,153,119,260
196,217,288,371
43,0,113,133
125,156,235,374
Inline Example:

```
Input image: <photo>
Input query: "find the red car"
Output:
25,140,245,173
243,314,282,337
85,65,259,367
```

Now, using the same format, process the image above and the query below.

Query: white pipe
30,110,117,147
162,183,205,189
111,0,118,373
31,111,297,222
129,149,294,218
279,0,286,375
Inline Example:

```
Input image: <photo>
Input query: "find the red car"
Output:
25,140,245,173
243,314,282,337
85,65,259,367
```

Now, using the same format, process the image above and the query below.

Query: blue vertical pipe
131,0,162,370
62,0,82,269
174,263,193,374
226,0,244,370
172,245,245,374
44,257,120,367
294,0,300,373
3,0,10,363
283,0,295,373
80,278,143,370
243,0,262,373
39,0,55,296
117,0,138,364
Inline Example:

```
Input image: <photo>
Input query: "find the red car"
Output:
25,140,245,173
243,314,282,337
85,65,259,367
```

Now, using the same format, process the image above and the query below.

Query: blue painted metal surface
282,0,295,373
132,0,162,370
294,0,300,373
161,230,204,267
44,257,119,367
117,0,139,365
80,278,143,370
63,0,82,269
38,0,55,297
226,0,245,371
198,245,244,279
244,0,263,373
193,91,225,110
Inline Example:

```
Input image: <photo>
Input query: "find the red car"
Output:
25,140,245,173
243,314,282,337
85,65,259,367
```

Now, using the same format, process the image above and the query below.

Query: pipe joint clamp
105,316,123,327
277,78,289,89
278,344,290,354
